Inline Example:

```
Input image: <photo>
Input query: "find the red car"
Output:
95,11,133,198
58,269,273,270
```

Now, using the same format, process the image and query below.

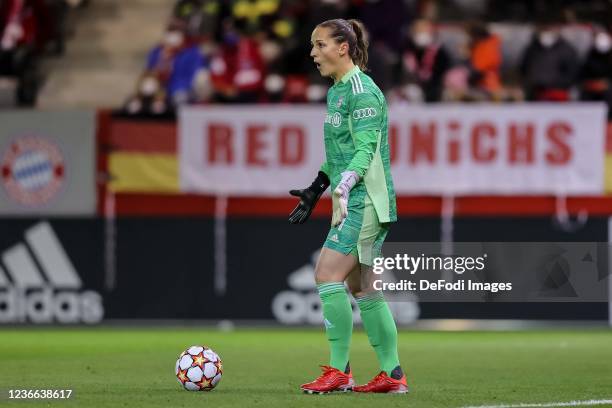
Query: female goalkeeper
289,19,406,394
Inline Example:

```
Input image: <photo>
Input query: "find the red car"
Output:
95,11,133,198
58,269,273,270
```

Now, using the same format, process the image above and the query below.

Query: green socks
317,284,400,376
317,282,353,371
355,291,400,375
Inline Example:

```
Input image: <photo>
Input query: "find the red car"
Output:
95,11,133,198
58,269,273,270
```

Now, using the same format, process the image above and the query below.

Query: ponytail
348,19,369,71
317,18,370,71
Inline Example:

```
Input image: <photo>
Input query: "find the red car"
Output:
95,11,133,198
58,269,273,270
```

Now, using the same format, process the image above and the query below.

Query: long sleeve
346,129,378,177
345,90,384,177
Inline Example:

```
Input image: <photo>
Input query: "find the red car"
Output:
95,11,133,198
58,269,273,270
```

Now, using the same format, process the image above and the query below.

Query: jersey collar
340,65,361,84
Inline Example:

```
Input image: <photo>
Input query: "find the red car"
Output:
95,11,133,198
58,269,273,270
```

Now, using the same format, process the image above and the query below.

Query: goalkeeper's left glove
332,170,360,227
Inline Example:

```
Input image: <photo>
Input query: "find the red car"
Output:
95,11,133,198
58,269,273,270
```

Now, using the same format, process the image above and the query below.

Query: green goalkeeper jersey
321,66,397,223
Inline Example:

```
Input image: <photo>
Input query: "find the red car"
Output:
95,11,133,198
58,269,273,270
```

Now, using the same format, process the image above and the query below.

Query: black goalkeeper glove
288,171,330,224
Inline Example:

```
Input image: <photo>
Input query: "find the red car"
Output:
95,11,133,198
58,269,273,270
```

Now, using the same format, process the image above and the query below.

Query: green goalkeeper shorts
323,194,389,266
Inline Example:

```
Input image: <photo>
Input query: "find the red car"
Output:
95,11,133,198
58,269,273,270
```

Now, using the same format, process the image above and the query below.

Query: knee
314,264,327,285
314,267,334,285
314,247,357,284
315,262,343,284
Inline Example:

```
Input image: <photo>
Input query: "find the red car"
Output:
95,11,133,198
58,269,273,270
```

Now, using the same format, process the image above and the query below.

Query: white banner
179,104,606,196
180,106,324,196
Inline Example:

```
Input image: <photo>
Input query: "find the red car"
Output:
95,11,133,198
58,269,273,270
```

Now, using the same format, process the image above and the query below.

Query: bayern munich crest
1,136,65,206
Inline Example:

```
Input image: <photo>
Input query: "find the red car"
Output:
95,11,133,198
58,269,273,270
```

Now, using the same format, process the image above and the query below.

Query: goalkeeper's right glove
331,170,359,227
288,171,330,224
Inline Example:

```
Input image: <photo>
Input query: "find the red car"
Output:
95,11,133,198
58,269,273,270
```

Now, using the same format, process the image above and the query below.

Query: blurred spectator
118,0,612,109
1,0,52,51
0,0,52,105
579,27,612,117
282,74,308,102
45,0,76,55
519,22,579,101
124,20,207,116
466,21,502,98
232,31,265,102
209,22,265,103
397,18,451,102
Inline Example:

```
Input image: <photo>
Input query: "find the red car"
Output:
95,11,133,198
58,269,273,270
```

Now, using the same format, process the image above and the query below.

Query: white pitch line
461,399,612,408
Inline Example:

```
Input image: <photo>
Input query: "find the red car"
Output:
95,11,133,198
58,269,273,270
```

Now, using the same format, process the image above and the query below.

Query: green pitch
1,328,611,408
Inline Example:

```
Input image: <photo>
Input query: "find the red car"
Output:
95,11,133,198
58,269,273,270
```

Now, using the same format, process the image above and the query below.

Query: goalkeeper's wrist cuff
339,170,360,190
309,171,330,195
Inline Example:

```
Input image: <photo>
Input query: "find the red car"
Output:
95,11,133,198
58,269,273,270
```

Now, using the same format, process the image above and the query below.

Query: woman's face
310,26,346,79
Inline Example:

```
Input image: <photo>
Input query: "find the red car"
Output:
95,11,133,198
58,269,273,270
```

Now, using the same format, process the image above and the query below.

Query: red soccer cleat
300,365,355,394
353,371,409,394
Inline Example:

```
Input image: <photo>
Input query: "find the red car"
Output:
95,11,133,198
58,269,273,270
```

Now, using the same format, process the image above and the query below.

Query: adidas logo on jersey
0,222,104,324
330,234,339,243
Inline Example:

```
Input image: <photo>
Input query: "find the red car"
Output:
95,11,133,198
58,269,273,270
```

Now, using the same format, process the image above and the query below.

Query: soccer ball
175,345,223,391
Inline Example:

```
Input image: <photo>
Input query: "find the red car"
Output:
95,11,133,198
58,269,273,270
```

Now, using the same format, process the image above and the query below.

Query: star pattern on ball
192,353,206,368
196,377,212,389
177,369,188,384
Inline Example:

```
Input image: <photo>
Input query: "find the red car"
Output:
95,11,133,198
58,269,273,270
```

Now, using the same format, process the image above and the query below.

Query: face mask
264,74,285,93
539,31,558,48
140,77,159,96
595,33,612,53
413,32,433,47
260,40,281,62
163,31,184,47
